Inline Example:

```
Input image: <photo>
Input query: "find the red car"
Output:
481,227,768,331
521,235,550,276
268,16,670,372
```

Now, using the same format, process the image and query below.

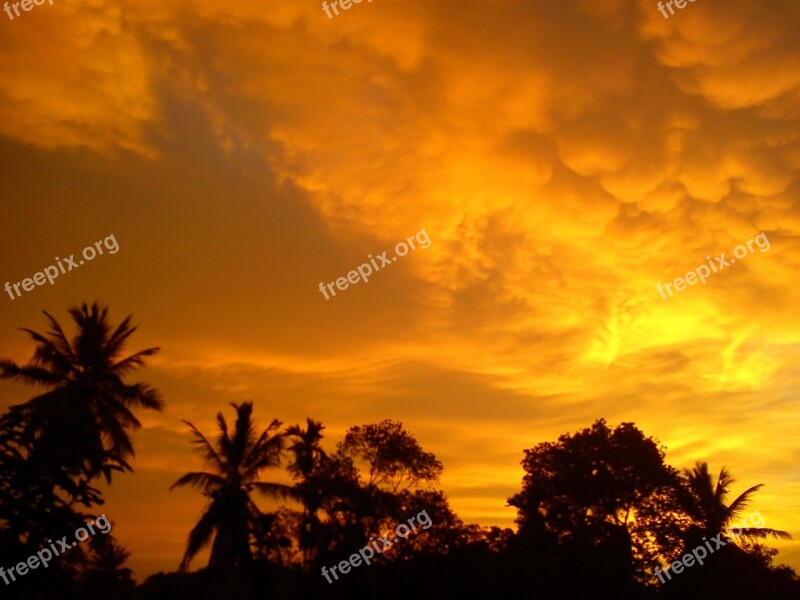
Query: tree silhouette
679,462,792,545
287,418,328,480
508,419,680,595
0,302,162,483
510,419,677,540
656,462,798,599
317,420,458,567
286,418,328,568
0,303,160,597
337,419,443,492
294,444,367,567
171,402,299,572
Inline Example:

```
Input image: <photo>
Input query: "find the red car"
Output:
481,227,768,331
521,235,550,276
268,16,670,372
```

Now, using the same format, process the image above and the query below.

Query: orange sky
1,0,799,580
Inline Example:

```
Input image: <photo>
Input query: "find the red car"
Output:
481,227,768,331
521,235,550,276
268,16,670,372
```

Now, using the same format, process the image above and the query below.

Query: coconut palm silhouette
679,462,792,545
0,302,162,482
172,401,299,572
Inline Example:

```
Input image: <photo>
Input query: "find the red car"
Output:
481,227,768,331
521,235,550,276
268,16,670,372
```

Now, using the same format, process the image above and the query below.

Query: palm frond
216,411,232,460
242,423,285,479
730,526,793,541
41,310,77,362
95,405,136,459
251,481,302,503
713,466,734,505
105,315,135,354
171,471,226,493
112,348,160,376
183,420,226,470
725,484,763,521
0,360,61,386
116,382,164,411
180,504,219,572
101,396,142,429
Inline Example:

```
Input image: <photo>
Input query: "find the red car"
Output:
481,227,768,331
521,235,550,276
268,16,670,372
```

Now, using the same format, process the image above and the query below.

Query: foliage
0,303,156,597
336,419,443,492
171,402,299,572
0,302,162,485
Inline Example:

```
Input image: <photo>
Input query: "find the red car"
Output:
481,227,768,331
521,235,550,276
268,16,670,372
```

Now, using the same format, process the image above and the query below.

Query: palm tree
287,418,327,481
0,302,162,482
286,418,328,567
679,462,791,545
171,402,298,572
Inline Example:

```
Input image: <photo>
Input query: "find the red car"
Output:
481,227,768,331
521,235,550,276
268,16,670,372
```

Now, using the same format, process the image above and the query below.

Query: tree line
0,303,798,599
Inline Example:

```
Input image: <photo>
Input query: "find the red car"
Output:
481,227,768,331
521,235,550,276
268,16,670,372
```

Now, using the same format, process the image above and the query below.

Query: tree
0,303,161,595
508,419,679,593
323,420,457,566
171,402,298,572
659,464,797,598
285,418,328,568
282,418,373,568
295,446,368,566
286,418,328,482
251,508,301,567
336,419,443,492
0,412,96,550
382,488,485,559
0,302,162,484
678,462,791,546
510,419,677,539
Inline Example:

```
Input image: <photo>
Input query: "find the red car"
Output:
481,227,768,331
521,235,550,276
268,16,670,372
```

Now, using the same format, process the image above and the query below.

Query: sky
1,0,799,581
